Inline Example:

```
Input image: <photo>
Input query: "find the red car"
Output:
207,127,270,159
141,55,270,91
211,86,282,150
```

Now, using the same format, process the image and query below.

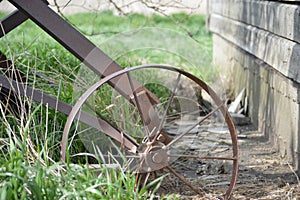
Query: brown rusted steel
167,154,238,161
166,165,202,194
166,103,224,148
127,73,172,144
6,0,171,145
61,64,239,199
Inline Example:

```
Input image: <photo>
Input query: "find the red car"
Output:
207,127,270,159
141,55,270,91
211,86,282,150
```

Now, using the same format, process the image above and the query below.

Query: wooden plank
209,14,300,83
209,0,300,43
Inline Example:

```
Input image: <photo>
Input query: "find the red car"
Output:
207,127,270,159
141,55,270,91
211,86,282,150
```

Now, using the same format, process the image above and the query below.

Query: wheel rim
61,64,238,199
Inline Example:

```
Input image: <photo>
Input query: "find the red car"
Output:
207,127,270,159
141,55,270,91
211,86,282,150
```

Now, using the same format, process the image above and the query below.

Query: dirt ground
173,125,300,200
231,126,300,200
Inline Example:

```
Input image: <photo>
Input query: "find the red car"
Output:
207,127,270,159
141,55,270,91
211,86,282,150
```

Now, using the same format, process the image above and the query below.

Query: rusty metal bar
167,154,237,161
166,103,224,148
0,10,28,38
166,165,202,194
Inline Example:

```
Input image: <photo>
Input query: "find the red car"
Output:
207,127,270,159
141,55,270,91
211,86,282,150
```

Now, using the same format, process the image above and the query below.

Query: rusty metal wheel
61,65,238,199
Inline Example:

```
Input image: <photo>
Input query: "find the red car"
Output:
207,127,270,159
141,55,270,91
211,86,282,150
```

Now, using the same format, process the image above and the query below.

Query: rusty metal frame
5,0,152,101
1,0,170,143
0,10,28,37
0,1,238,199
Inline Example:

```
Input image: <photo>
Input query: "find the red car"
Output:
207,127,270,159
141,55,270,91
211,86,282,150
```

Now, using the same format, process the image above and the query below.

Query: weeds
0,98,164,199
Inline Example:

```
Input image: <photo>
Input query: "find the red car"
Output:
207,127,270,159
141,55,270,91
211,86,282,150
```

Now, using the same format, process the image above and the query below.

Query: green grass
0,100,168,199
0,10,211,199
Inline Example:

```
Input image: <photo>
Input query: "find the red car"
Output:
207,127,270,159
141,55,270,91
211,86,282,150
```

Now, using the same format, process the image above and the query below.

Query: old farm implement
0,0,238,199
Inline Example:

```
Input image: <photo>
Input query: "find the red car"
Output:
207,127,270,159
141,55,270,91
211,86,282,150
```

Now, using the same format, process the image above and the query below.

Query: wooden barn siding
210,0,300,43
209,0,300,83
208,0,300,168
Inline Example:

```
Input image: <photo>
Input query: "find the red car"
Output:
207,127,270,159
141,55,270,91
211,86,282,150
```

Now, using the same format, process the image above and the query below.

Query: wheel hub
138,142,168,173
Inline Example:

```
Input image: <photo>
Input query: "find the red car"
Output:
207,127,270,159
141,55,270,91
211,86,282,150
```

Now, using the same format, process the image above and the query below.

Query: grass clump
0,101,164,199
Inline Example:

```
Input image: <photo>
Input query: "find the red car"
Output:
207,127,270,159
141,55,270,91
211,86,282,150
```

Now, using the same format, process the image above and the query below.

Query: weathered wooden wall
208,0,300,169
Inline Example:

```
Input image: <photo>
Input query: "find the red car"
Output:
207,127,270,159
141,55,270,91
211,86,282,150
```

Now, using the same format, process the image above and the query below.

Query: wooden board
209,0,300,43
209,13,300,84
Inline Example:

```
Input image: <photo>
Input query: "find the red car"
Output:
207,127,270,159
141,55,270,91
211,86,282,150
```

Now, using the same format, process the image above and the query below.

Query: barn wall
208,0,300,168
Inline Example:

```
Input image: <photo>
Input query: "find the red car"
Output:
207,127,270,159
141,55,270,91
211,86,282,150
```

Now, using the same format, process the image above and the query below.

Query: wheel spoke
166,165,204,194
152,73,181,140
135,173,141,189
167,103,224,147
135,172,150,190
168,154,237,161
127,72,151,140
142,172,151,188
